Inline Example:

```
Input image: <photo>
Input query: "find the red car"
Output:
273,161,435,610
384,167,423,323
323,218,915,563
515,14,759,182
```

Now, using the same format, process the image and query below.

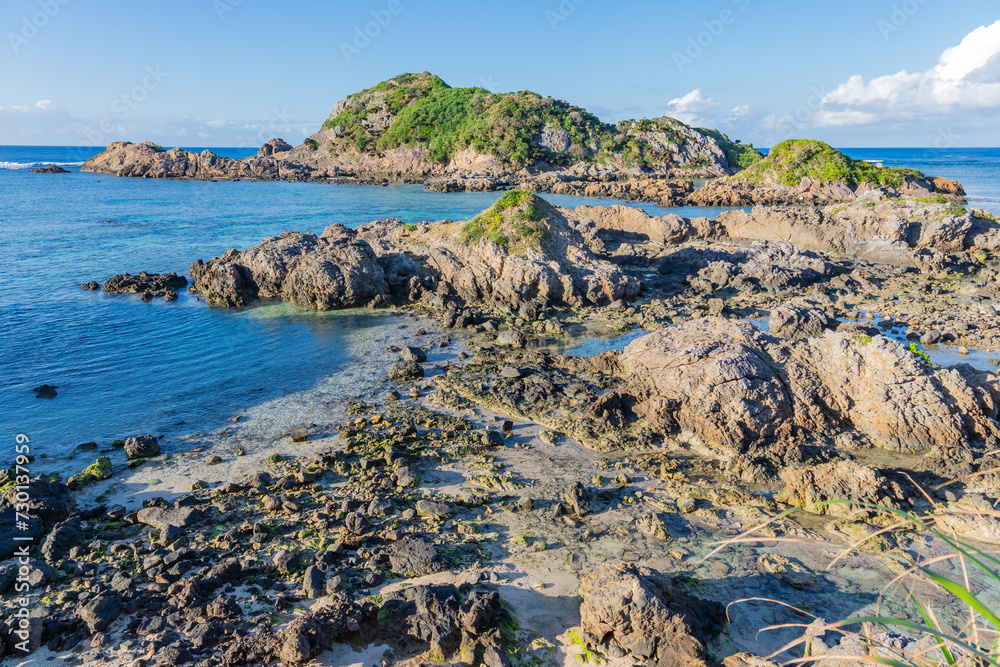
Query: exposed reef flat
6,184,1000,665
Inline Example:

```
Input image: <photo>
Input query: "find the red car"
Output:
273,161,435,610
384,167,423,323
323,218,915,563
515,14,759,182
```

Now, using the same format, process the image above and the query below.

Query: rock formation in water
190,192,638,318
689,140,966,206
83,72,762,200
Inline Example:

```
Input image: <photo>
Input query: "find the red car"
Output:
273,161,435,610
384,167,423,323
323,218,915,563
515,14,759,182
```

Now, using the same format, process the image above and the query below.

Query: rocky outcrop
0,477,74,559
190,228,390,310
618,318,1000,455
568,204,724,247
935,493,1000,545
82,141,314,181
567,197,996,270
690,241,836,295
580,562,724,666
80,73,763,202
218,585,510,666
690,140,966,207
191,194,638,318
768,297,836,340
0,477,74,525
777,460,910,516
530,176,694,207
101,272,187,299
716,202,996,267
30,165,70,173
217,594,366,665
256,138,293,157
690,178,869,207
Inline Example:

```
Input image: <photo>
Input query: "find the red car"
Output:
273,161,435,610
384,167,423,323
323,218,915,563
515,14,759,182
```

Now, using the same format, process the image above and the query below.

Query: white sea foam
0,160,84,169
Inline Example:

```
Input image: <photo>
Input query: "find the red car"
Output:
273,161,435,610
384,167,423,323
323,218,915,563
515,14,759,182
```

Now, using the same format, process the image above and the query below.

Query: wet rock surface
30,165,70,173
101,272,187,300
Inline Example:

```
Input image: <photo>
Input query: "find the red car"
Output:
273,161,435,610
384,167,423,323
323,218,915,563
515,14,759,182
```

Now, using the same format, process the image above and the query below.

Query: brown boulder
619,318,1000,455
768,297,836,340
190,194,637,319
778,460,909,516
190,228,390,310
928,176,965,196
257,138,293,157
580,563,724,667
82,141,313,181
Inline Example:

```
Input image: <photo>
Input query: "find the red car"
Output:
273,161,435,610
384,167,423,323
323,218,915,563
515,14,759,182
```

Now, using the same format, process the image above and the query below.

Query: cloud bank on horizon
812,19,1000,127
664,19,1000,146
1,8,998,149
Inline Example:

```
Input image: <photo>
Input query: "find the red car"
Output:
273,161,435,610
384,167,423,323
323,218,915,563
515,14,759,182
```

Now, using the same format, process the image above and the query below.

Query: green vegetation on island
320,72,763,171
735,139,924,188
697,127,764,170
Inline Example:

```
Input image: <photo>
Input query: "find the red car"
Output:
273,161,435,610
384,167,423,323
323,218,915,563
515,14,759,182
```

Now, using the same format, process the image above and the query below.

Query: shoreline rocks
580,563,725,666
99,272,187,300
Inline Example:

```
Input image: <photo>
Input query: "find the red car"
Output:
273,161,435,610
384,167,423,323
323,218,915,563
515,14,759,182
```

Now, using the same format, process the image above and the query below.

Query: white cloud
817,19,1000,126
812,109,880,127
727,104,753,123
666,88,718,125
0,99,65,113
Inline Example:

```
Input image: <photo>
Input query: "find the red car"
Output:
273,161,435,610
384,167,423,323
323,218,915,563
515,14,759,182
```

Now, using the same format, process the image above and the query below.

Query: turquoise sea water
0,146,737,461
1,146,997,463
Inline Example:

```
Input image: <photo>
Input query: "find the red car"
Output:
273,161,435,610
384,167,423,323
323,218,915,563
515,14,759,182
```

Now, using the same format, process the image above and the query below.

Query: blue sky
1,0,998,148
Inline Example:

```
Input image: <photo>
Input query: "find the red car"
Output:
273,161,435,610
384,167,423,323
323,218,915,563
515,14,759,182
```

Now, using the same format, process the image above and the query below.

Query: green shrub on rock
735,139,923,188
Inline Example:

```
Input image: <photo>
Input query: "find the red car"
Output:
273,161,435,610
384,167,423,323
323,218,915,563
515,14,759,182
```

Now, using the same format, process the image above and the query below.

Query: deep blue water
2,145,997,463
840,147,1000,215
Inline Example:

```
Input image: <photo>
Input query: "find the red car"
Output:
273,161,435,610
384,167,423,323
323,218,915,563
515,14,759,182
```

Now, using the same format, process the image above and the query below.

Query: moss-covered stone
67,456,112,490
